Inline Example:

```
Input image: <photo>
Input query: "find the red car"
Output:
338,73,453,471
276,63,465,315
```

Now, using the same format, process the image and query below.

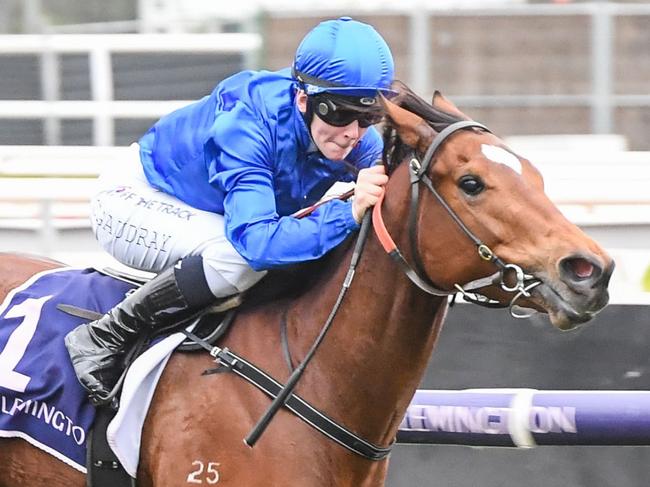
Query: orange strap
371,191,397,253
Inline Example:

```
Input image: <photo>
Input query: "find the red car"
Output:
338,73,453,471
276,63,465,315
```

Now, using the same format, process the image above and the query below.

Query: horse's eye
458,175,485,195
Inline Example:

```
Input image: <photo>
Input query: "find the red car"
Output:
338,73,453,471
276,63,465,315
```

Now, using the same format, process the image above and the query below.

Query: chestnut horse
0,86,613,486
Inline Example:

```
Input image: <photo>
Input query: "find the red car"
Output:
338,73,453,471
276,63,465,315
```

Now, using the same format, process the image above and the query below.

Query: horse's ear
381,96,435,153
432,91,471,121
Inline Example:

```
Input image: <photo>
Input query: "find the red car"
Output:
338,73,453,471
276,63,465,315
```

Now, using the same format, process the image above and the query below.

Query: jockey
64,16,394,400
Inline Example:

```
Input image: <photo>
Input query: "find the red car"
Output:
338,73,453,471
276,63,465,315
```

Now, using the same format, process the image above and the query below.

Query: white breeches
90,144,266,297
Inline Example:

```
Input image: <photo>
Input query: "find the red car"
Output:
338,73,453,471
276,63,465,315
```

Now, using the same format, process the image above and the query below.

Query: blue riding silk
139,68,382,271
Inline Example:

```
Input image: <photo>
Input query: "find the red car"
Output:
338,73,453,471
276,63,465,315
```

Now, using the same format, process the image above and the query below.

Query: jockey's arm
218,161,359,272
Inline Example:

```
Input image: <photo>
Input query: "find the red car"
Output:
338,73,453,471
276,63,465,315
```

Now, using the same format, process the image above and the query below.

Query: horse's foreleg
0,438,84,487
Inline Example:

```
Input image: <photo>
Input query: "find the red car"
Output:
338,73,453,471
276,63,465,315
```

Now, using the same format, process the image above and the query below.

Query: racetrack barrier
398,389,650,447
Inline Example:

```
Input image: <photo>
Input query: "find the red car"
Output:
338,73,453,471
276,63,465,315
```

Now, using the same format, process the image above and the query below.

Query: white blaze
481,144,522,175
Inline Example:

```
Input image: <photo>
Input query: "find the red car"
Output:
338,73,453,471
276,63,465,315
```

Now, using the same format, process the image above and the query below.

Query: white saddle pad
107,329,191,477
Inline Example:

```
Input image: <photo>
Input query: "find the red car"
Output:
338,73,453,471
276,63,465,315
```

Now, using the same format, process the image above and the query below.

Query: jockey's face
296,90,368,161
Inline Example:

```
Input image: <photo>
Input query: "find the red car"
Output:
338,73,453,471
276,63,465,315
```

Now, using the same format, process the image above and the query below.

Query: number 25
187,460,220,484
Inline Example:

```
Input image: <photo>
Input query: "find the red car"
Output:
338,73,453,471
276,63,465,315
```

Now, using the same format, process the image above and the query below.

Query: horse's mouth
526,278,607,330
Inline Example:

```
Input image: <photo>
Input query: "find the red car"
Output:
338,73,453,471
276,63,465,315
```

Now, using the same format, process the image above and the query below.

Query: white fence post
89,45,115,146
409,10,431,98
40,47,61,145
591,4,614,134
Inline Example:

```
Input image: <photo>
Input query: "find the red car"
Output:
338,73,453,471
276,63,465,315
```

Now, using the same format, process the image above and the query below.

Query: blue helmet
292,17,395,98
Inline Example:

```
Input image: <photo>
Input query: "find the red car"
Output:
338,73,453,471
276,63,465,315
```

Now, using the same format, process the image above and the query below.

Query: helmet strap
304,94,316,127
299,92,320,154
292,65,343,93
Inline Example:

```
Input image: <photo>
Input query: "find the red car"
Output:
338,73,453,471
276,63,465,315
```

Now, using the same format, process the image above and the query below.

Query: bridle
372,120,541,317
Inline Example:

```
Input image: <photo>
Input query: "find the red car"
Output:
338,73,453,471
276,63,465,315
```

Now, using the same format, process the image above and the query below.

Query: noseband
373,121,541,317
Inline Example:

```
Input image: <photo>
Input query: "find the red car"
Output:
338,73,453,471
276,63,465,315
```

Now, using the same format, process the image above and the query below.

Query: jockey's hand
352,165,388,223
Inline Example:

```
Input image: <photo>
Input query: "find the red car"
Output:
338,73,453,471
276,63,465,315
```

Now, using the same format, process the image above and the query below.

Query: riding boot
64,265,195,400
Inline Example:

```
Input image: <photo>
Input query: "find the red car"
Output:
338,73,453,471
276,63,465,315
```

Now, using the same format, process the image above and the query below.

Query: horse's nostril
561,257,600,282
573,259,594,279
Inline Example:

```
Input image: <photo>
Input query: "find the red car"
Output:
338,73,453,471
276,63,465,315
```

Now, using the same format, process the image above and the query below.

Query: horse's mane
382,80,465,175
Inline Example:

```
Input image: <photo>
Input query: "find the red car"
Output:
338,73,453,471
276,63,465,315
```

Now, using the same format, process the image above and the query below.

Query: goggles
311,94,384,128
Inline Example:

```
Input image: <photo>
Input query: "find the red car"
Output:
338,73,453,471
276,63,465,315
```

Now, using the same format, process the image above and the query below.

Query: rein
373,121,541,316
243,211,379,454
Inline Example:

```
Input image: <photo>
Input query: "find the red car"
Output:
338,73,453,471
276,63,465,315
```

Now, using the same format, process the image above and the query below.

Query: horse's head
380,83,614,330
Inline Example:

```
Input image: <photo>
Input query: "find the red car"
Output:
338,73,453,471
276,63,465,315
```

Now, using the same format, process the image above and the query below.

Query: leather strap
184,329,393,462
86,406,135,487
211,345,393,461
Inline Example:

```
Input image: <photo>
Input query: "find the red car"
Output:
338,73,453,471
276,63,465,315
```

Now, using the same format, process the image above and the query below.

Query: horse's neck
291,189,447,447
